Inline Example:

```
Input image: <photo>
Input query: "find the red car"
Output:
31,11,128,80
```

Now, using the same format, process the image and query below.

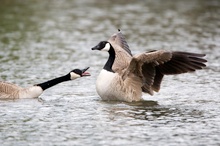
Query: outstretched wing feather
125,51,206,94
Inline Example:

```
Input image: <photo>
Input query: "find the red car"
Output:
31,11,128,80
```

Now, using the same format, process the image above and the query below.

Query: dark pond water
0,0,220,145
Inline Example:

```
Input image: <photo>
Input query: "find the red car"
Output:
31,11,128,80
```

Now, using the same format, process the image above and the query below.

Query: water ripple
0,0,220,145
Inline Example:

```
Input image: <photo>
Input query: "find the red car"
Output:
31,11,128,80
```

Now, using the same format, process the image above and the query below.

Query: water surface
0,0,220,145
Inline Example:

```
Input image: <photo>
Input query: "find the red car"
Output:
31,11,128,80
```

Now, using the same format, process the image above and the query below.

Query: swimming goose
0,67,90,99
91,30,207,102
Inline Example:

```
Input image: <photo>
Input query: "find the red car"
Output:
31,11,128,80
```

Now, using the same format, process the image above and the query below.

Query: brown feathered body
0,81,43,99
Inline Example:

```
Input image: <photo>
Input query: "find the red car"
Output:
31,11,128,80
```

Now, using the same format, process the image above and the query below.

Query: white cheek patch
102,43,110,51
70,72,81,80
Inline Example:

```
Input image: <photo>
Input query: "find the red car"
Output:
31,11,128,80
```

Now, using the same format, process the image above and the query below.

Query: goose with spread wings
91,30,207,102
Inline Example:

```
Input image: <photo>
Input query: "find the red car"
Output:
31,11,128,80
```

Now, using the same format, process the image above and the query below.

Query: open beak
81,67,91,76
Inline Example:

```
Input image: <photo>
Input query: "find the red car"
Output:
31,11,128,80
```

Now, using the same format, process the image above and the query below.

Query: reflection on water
130,106,203,121
0,0,220,145
104,100,203,122
126,100,159,107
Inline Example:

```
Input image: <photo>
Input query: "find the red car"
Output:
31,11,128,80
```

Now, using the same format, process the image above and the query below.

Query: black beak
91,44,100,50
81,67,90,76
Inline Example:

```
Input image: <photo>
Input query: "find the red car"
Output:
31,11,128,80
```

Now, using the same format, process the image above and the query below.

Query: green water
0,0,220,145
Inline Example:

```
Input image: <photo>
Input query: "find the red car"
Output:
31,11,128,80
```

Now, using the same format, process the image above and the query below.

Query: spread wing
156,52,207,74
150,51,207,92
108,29,132,56
124,50,207,95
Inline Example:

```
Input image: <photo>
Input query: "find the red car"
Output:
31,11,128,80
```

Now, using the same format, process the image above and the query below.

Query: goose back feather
0,81,43,99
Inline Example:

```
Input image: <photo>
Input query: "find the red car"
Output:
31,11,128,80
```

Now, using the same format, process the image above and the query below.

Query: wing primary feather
151,68,164,92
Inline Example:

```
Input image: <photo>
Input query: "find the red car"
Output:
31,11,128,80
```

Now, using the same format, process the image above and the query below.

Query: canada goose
0,67,90,99
91,30,207,102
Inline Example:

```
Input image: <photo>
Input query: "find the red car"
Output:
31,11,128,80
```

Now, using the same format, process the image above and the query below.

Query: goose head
91,41,112,52
70,67,90,80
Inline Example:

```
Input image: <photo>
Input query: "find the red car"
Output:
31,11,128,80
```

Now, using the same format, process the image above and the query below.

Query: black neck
36,74,70,90
103,45,115,72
